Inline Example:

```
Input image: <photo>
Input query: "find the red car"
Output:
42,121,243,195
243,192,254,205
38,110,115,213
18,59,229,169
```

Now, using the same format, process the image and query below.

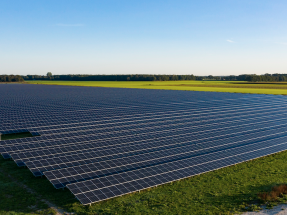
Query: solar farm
1,84,287,208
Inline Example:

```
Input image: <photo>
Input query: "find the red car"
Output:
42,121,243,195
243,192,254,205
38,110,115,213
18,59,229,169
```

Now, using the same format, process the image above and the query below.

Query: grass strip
0,166,53,215
1,132,34,141
25,80,287,95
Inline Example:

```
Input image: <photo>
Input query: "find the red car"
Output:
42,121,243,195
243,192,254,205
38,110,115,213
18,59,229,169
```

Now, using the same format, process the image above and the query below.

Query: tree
47,72,52,77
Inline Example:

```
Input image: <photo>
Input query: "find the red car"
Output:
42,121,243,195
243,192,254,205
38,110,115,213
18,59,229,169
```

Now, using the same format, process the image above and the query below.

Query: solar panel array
1,84,287,205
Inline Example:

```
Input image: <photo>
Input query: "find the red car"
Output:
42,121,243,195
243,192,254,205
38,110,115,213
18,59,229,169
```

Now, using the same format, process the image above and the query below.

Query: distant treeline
21,74,249,81
0,75,24,82
216,74,287,82
208,74,287,82
2,73,287,82
23,74,198,81
23,74,287,82
244,74,287,82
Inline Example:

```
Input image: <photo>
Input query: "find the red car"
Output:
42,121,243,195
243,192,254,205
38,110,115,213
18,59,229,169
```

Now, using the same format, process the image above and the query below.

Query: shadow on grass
0,157,77,213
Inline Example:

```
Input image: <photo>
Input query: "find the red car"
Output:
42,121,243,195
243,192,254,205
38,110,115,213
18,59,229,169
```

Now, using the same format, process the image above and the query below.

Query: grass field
0,159,53,215
26,80,287,95
1,132,34,141
2,80,287,214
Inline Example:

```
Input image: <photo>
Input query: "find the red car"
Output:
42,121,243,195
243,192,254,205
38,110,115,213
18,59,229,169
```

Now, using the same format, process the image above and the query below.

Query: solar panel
1,84,287,205
67,139,287,204
24,122,287,178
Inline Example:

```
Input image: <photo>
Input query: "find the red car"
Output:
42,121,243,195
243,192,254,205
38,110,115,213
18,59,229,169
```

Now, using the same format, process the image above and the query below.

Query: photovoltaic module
1,84,287,205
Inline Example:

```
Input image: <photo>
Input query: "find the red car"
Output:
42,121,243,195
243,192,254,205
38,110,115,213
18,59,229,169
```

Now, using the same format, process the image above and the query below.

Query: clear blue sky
1,0,286,76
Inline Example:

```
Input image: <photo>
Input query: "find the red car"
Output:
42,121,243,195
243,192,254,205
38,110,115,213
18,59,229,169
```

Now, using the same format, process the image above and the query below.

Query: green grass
2,151,287,214
26,80,287,95
0,165,51,214
1,132,34,141
0,157,73,215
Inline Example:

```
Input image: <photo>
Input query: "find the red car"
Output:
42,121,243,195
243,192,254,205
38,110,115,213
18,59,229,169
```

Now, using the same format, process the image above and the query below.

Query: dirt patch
241,204,287,215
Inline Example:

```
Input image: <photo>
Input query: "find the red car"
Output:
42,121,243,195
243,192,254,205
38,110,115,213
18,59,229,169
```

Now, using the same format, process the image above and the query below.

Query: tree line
23,74,198,81
244,74,287,82
221,74,287,82
0,75,24,82
22,73,287,82
2,73,287,82
204,74,287,82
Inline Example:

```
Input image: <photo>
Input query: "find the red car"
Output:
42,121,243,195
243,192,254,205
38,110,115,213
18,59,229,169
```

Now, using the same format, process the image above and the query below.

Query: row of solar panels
0,93,284,127
1,98,287,143
68,139,287,204
2,107,287,160
3,117,287,179
1,84,287,205
1,98,279,131
2,126,287,204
